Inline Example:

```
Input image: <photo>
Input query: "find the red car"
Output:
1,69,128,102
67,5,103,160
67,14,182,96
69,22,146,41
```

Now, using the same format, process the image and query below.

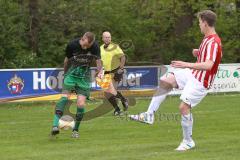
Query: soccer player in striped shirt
130,10,222,151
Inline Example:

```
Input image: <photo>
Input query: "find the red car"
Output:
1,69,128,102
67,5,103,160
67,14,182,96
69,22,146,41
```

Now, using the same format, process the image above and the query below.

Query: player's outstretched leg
129,76,174,124
51,96,68,136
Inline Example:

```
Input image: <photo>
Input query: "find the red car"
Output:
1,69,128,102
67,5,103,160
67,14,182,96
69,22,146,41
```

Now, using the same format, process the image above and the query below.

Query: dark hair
84,32,95,44
197,10,217,27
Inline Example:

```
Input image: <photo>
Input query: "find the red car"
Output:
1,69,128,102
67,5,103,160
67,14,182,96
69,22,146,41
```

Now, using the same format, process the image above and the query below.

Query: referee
100,31,128,115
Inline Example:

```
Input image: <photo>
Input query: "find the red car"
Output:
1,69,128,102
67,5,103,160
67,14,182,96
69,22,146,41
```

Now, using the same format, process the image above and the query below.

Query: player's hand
117,68,124,74
192,49,199,57
96,69,104,79
171,61,191,68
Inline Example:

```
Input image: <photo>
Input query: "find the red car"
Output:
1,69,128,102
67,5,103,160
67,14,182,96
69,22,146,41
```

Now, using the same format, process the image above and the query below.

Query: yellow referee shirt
100,43,124,71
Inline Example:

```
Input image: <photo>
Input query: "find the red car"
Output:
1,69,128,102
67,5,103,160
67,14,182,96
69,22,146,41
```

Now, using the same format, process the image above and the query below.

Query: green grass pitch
0,94,240,160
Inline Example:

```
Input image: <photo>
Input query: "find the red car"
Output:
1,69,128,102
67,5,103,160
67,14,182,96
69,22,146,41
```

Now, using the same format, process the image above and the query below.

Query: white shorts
173,68,207,108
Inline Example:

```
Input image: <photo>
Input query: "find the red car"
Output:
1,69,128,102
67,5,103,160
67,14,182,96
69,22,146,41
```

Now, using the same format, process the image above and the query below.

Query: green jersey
63,38,101,97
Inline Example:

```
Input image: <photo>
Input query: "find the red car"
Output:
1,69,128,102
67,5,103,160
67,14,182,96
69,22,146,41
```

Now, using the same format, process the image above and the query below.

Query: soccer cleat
71,130,80,138
175,139,195,151
121,98,129,111
129,112,154,124
113,109,123,116
51,126,60,136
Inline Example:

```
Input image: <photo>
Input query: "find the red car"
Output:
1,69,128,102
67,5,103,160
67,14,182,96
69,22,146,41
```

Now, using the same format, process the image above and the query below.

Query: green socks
53,114,60,127
73,107,85,131
52,97,85,132
53,97,68,127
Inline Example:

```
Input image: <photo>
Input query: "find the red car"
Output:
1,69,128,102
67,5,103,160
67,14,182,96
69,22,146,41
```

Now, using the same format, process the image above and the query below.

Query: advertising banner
0,67,159,101
208,64,240,93
0,64,239,102
165,64,240,94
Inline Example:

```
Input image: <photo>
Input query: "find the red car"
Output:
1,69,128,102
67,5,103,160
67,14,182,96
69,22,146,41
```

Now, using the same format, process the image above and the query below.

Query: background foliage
0,0,239,68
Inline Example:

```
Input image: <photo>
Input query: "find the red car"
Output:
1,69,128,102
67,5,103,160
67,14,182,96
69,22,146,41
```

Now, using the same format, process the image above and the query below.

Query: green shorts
63,66,91,98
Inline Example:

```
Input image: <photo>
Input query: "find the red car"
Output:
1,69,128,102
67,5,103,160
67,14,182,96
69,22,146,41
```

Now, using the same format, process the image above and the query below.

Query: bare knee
77,95,86,107
77,101,85,107
179,102,191,115
61,94,71,100
61,90,73,99
160,73,178,89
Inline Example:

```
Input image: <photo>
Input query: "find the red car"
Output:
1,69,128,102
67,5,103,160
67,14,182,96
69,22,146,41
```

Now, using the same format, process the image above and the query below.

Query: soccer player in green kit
51,32,103,138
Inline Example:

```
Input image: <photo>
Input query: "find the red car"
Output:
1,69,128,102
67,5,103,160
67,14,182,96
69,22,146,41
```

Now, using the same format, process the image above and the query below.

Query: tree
0,0,239,68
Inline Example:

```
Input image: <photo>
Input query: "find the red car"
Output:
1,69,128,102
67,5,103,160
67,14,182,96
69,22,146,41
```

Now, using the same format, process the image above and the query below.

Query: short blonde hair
84,32,95,44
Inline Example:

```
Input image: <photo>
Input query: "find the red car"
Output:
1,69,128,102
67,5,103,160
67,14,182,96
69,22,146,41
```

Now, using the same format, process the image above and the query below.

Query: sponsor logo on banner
33,71,64,90
7,74,24,94
233,68,240,78
211,65,240,92
32,70,145,91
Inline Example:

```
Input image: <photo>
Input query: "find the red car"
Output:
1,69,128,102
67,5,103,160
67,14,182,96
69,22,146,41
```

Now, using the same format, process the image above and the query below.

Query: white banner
164,63,240,95
209,64,240,93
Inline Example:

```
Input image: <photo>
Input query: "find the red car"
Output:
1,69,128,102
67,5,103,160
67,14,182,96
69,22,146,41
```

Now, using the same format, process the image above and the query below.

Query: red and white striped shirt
192,34,222,89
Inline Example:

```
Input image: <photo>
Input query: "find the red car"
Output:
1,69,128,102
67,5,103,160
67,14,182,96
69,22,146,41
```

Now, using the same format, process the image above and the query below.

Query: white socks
147,87,169,114
145,84,194,143
181,113,193,142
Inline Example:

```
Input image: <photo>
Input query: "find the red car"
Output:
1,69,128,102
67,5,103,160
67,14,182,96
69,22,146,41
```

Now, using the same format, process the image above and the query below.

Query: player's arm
117,46,126,73
171,60,214,71
172,42,218,71
96,59,103,73
63,57,69,74
119,55,126,69
93,42,104,78
64,42,73,74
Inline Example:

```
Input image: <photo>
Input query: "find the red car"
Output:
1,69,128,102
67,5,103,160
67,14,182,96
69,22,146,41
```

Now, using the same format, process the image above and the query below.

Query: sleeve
113,45,124,60
91,41,101,59
116,45,124,56
206,41,218,62
197,50,200,57
65,43,73,58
